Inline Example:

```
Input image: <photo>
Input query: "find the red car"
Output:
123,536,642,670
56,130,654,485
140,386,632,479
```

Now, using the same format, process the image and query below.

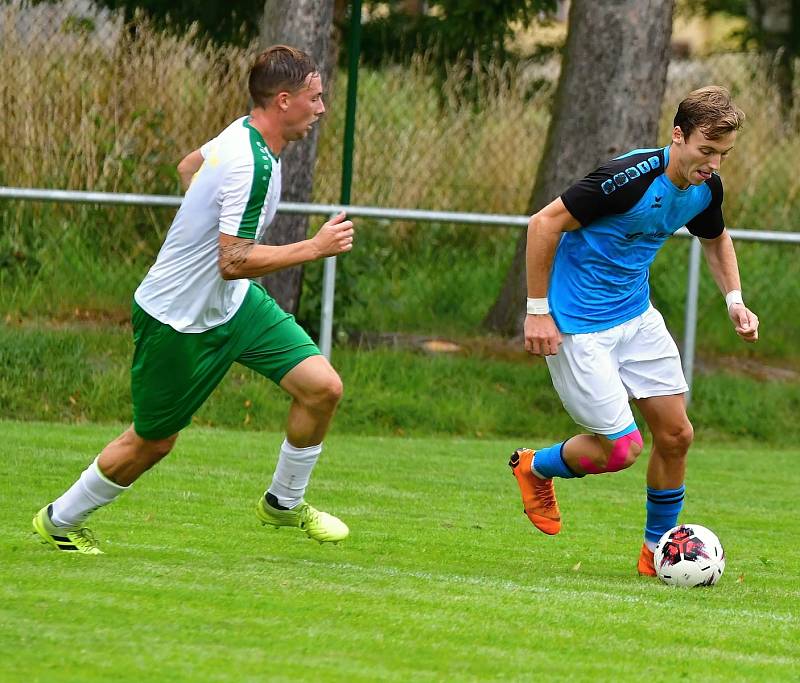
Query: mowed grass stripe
1,420,798,682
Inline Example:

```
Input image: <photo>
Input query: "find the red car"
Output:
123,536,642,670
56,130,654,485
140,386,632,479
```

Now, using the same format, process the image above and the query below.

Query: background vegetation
2,2,800,442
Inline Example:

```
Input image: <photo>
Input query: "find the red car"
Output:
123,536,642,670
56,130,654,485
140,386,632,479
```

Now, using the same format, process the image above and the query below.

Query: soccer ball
654,524,725,587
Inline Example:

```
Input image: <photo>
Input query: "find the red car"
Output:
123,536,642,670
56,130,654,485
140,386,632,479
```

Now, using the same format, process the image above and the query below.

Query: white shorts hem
629,386,689,400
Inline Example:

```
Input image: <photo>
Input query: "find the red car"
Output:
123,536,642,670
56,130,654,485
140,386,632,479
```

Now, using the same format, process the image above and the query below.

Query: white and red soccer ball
654,524,725,587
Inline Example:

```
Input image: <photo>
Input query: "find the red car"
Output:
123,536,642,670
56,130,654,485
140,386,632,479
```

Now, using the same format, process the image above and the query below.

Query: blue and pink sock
530,441,582,479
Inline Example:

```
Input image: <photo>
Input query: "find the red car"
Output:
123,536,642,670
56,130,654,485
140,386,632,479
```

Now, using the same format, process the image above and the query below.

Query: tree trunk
259,0,336,313
484,0,674,335
749,0,794,120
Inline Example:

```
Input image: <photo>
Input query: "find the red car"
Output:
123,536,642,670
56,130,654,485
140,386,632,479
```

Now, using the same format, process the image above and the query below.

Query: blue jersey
552,145,725,334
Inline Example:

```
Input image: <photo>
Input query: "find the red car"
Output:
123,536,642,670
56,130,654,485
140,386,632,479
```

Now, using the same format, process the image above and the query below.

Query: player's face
672,126,736,187
282,73,325,141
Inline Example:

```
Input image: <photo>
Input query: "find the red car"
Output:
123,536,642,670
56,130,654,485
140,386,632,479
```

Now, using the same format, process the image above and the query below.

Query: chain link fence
1,0,799,372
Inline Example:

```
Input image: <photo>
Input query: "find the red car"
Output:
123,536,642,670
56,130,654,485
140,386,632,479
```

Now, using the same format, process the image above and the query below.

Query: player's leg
254,355,348,543
33,300,234,554
633,394,693,575
271,355,343,507
619,306,691,575
32,426,178,554
98,425,179,486
280,354,343,448
235,284,347,543
510,325,643,534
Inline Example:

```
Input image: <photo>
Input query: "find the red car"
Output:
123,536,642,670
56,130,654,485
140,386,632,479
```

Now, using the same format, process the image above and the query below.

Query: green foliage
92,0,261,46
677,0,748,17
297,219,517,340
2,322,800,444
3,421,799,681
679,0,800,55
350,0,558,73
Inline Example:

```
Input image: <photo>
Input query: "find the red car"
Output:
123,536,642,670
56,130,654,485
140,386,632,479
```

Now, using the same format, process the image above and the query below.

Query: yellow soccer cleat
32,505,103,555
256,496,349,544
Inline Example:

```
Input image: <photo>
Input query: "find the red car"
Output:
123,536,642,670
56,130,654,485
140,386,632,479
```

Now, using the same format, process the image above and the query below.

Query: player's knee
604,429,644,472
148,434,178,459
624,433,644,462
655,421,693,457
127,429,177,461
304,371,343,411
321,372,344,406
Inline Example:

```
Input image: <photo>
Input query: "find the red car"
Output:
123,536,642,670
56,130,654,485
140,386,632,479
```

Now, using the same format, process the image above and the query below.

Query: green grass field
2,421,798,682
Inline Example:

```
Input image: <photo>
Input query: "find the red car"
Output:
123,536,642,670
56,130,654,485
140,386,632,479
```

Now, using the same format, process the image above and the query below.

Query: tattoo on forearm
219,239,255,277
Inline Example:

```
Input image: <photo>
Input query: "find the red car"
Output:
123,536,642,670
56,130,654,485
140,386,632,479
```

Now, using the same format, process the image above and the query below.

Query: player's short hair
248,45,318,108
674,86,745,141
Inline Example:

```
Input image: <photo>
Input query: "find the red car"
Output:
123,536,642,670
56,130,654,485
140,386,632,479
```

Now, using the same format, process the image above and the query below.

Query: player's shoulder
214,117,277,169
214,117,255,151
561,147,666,225
593,147,666,196
687,170,723,209
704,170,723,197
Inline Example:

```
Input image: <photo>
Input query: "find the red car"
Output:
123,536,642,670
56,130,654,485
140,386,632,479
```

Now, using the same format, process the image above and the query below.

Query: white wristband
526,297,550,315
725,290,744,311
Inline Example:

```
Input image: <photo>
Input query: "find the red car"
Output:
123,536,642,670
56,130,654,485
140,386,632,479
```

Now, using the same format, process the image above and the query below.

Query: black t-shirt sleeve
560,152,663,227
686,173,725,239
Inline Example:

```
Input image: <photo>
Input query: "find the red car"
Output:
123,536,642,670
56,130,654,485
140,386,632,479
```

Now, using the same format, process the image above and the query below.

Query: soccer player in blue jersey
508,86,759,575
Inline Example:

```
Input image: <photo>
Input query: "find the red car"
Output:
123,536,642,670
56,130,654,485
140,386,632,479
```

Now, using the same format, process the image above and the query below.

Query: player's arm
177,149,204,191
524,198,581,356
218,211,354,280
687,174,758,343
699,230,759,342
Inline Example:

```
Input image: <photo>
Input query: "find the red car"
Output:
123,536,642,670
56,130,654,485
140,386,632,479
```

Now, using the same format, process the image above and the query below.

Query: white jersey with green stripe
134,116,281,332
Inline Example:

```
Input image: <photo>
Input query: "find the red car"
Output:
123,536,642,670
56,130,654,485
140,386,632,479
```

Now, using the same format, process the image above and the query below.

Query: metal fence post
319,250,337,358
682,237,702,404
319,0,362,360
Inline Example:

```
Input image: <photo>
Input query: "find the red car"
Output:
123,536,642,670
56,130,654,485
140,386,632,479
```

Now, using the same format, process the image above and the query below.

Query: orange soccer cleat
508,448,561,535
637,543,657,576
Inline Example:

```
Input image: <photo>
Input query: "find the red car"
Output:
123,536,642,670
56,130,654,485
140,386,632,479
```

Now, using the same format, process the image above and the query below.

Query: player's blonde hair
248,45,318,108
674,86,745,140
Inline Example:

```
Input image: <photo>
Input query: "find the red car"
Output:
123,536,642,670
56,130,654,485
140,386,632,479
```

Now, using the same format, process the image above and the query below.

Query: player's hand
729,303,759,343
524,313,562,356
312,211,355,258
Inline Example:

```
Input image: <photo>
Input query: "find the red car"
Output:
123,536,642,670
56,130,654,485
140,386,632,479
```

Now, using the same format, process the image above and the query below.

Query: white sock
50,456,129,528
530,456,547,479
267,439,322,509
645,540,657,552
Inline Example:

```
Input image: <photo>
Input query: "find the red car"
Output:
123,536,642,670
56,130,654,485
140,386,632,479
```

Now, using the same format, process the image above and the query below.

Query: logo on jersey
651,195,663,209
625,230,670,241
600,154,662,195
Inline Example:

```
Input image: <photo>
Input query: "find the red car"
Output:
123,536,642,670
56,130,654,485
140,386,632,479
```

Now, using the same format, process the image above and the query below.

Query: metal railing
3,185,800,399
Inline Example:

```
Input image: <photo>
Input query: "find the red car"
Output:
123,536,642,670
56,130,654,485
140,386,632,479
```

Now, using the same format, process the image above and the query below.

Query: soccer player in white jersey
508,86,760,575
32,46,354,554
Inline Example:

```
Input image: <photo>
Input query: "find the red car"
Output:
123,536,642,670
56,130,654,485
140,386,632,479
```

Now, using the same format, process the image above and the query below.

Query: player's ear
672,126,684,145
276,91,290,112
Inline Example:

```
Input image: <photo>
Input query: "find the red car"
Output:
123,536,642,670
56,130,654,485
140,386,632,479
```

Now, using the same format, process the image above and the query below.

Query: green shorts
131,282,320,440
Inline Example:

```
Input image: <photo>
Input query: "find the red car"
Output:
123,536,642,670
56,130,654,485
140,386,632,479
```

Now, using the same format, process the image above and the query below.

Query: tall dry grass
3,1,797,225
3,0,800,345
662,53,800,231
0,1,552,214
0,2,252,194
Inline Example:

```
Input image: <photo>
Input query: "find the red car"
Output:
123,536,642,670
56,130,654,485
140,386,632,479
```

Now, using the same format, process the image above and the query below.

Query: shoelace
70,527,99,551
533,478,557,510
298,505,320,529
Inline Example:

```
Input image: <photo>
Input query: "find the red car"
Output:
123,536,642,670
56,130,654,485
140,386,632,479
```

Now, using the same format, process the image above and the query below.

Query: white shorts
545,306,688,437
